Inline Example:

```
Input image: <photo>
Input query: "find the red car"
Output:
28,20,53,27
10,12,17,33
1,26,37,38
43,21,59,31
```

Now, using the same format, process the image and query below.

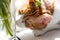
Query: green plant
0,0,13,36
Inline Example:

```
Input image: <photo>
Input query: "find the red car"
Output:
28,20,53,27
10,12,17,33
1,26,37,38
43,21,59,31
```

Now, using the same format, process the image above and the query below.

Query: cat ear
49,2,55,14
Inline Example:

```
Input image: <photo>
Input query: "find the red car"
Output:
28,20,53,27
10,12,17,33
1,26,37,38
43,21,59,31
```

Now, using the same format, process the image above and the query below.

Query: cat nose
43,13,53,24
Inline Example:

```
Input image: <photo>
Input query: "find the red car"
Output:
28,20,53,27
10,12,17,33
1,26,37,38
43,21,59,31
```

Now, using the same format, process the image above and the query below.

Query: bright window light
55,38,60,40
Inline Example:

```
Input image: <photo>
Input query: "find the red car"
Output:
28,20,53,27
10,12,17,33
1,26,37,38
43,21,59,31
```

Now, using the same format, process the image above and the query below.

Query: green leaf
36,1,41,7
0,0,13,37
34,0,41,7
